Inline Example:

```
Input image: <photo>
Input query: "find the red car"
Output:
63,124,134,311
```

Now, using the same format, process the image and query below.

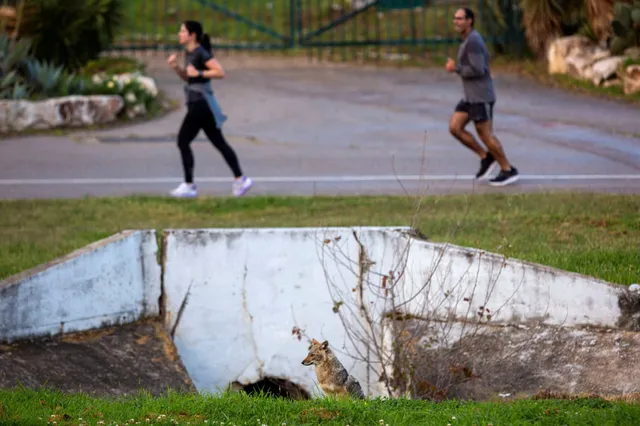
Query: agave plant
0,32,32,99
0,32,31,73
23,58,88,99
610,0,640,54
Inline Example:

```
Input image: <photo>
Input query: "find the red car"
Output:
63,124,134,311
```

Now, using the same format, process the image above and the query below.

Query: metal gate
111,0,526,61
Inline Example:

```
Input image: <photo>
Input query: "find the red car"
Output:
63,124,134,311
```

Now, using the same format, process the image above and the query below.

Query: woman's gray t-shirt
184,45,213,103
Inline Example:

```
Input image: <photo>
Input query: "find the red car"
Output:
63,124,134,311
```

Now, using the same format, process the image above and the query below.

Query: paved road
1,54,639,199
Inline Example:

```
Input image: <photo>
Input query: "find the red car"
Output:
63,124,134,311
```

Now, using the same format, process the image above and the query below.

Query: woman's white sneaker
233,176,253,197
170,182,198,198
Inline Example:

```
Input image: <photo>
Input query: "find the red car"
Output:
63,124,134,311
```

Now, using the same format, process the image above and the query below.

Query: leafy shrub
87,72,158,119
1,32,161,121
20,0,125,70
79,56,146,77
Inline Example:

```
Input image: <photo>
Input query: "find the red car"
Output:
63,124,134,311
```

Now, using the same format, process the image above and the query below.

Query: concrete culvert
234,377,311,400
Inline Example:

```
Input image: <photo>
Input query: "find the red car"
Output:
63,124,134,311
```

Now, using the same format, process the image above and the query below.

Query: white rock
547,35,608,75
591,56,626,86
547,35,611,80
623,65,640,95
0,95,124,133
629,284,640,292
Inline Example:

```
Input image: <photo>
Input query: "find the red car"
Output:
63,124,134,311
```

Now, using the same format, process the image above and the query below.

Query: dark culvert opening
235,377,311,400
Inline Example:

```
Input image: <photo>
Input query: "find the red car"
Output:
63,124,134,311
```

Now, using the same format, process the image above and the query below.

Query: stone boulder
0,95,124,133
591,56,626,86
623,65,640,95
547,35,610,76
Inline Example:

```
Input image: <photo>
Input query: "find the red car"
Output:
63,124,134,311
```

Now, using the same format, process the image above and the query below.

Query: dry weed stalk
314,133,553,400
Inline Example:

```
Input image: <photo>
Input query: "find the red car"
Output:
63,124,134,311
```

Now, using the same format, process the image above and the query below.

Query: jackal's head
301,338,329,366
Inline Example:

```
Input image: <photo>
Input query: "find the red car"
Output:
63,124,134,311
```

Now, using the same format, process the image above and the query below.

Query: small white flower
107,81,114,88
92,75,102,84
125,92,137,103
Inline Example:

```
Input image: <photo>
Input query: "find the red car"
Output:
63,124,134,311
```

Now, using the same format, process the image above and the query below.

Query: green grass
0,193,638,284
1,388,640,426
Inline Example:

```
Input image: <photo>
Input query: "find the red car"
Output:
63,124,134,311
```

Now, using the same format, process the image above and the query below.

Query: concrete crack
170,281,192,340
241,265,264,378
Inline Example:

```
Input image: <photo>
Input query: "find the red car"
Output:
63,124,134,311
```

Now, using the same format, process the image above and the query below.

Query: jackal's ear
311,338,320,345
321,340,328,350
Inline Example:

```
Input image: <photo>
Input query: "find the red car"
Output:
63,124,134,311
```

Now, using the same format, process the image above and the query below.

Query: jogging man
446,7,519,186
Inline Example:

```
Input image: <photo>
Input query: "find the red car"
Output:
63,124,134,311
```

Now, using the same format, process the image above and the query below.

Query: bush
609,0,640,55
1,33,159,121
19,0,125,71
87,72,159,119
78,56,146,77
0,33,87,100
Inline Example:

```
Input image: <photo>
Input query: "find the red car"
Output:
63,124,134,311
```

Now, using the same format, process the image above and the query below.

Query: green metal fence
110,0,527,61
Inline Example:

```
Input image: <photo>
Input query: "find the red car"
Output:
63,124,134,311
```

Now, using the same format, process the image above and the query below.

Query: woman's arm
173,65,189,82
167,53,189,82
201,58,225,79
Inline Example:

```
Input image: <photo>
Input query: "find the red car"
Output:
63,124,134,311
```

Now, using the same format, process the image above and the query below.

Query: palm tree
520,0,615,55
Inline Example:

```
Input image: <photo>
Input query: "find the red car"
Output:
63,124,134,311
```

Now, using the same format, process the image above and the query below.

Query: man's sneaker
489,167,520,187
170,182,198,198
476,152,498,180
233,176,253,197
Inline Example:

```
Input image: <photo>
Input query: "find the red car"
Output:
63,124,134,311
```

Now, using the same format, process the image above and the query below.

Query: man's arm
455,38,489,78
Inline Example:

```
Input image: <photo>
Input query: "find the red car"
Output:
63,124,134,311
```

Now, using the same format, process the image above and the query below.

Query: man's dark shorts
455,100,494,123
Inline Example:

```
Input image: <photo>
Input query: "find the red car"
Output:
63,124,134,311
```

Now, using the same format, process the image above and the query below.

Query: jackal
301,338,365,399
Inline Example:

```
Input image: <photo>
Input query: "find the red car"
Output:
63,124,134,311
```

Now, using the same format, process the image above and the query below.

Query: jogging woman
167,20,253,198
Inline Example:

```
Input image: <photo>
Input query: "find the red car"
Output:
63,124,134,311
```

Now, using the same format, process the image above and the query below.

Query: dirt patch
392,320,640,401
0,318,195,396
530,388,640,402
300,408,341,423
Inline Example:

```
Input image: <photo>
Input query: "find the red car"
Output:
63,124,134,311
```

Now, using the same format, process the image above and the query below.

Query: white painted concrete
162,227,412,398
396,239,624,328
0,230,161,343
161,227,625,398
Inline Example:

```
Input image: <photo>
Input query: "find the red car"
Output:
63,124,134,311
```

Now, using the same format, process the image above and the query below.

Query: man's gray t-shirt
455,29,495,104
184,45,213,103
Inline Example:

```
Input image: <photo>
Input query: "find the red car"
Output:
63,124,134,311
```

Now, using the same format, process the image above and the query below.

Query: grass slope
0,193,638,284
1,388,640,426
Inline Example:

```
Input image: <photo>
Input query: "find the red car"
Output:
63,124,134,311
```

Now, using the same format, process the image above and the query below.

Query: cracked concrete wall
396,239,624,328
162,227,626,399
161,227,412,398
0,230,161,343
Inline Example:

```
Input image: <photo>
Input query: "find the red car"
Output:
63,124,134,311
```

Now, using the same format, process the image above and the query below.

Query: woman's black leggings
177,100,243,183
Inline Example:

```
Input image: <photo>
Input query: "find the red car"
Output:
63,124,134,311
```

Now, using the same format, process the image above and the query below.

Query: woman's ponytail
201,33,212,54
